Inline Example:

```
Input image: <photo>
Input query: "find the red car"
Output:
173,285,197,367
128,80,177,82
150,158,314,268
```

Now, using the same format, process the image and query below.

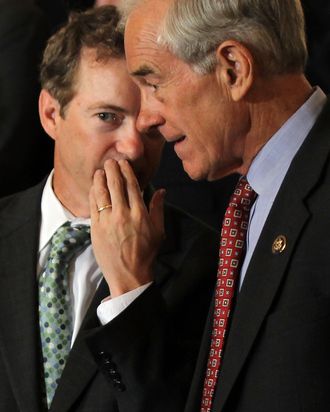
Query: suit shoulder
164,201,220,254
0,183,44,233
165,201,218,233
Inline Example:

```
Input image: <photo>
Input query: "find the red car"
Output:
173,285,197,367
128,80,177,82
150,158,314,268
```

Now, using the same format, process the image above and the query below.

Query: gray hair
159,0,307,75
121,0,308,76
118,0,143,31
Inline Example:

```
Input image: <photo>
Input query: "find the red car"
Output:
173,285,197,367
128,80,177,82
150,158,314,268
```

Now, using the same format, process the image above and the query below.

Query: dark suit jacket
184,99,330,411
0,182,219,411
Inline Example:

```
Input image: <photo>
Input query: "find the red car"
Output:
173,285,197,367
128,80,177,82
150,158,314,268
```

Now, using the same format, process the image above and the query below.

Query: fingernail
95,169,105,177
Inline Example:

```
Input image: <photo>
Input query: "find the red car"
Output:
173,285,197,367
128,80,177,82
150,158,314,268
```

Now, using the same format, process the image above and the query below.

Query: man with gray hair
89,0,330,411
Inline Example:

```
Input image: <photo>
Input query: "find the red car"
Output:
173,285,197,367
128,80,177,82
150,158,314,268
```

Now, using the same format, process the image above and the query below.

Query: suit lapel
0,184,45,412
212,99,330,411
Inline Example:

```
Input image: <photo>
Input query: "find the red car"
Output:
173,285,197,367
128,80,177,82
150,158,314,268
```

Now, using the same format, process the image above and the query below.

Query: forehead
71,47,140,107
124,0,170,73
77,47,124,74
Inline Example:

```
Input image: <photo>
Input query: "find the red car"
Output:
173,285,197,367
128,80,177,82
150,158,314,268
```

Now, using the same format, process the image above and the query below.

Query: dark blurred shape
303,0,330,92
36,0,68,33
63,0,94,12
36,0,94,33
0,0,53,197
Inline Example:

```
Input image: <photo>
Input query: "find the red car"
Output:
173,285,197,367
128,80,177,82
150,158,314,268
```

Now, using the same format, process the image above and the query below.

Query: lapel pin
272,235,287,254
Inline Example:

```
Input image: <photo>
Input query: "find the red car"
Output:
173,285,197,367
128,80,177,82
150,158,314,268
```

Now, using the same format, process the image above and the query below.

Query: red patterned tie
200,176,256,412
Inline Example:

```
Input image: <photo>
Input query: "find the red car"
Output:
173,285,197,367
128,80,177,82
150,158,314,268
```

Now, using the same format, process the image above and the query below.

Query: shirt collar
39,171,91,252
247,86,327,196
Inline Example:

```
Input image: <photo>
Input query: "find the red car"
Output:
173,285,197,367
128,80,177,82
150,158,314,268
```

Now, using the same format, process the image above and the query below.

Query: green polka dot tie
38,221,91,408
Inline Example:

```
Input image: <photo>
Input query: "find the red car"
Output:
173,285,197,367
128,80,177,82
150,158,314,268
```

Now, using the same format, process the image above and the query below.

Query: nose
136,92,166,133
137,107,165,134
117,127,144,161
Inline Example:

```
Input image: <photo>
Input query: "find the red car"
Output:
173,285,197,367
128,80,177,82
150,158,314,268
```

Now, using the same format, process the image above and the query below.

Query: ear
215,40,254,101
39,89,62,141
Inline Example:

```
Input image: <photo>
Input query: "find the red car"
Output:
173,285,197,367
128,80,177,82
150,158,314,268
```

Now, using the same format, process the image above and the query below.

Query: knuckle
112,212,127,227
97,186,110,199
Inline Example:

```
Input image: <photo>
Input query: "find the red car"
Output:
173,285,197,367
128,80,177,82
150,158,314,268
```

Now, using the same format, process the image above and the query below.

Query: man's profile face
52,48,164,201
125,0,249,181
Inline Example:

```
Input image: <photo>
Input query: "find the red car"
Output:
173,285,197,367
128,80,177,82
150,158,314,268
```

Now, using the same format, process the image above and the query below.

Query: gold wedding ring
97,204,112,213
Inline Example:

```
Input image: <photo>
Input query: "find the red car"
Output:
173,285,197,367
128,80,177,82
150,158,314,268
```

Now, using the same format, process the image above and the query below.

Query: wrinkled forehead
125,0,170,25
124,0,170,70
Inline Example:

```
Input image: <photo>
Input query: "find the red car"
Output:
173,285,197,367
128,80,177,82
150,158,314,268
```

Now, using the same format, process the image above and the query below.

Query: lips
172,135,186,148
175,135,186,143
166,134,186,144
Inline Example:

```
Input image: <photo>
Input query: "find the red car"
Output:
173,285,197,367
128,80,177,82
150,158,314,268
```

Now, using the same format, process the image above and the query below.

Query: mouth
173,135,186,145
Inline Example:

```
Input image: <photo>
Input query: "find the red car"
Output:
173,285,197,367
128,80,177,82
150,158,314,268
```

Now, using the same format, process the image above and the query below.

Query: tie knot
229,176,256,212
48,221,91,264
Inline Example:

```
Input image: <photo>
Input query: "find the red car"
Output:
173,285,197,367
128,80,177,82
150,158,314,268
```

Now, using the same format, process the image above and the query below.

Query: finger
93,169,112,213
103,159,128,210
89,184,99,223
149,189,166,238
118,159,144,210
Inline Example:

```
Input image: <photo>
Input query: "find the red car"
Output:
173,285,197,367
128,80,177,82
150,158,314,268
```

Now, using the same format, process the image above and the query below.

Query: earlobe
215,40,254,101
39,89,60,141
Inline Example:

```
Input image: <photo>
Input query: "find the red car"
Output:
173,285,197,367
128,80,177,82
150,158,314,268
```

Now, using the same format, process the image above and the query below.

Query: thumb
149,188,166,238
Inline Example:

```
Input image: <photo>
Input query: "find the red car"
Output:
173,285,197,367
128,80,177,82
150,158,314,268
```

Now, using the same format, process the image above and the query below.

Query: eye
148,83,159,92
97,112,123,125
142,78,159,92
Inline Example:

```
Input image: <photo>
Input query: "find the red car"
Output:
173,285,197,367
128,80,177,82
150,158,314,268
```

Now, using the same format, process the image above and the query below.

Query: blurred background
0,0,329,228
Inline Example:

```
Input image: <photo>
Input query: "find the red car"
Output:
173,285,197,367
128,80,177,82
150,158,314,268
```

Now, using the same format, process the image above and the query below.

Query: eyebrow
130,64,155,77
87,104,128,114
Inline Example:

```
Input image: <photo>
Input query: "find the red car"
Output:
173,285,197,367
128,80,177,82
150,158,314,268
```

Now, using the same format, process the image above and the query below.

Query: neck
52,172,90,218
236,73,314,176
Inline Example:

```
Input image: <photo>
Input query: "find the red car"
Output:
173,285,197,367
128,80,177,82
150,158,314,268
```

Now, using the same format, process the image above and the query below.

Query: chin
183,164,206,181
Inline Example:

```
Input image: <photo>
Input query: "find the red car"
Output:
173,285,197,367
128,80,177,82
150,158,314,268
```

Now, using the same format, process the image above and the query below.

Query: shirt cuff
97,282,153,325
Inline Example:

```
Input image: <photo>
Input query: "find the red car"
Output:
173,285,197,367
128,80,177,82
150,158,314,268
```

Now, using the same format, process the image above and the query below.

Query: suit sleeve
85,224,218,412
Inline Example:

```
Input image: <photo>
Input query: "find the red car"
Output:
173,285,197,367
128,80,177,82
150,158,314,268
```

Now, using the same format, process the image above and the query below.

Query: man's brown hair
40,5,124,116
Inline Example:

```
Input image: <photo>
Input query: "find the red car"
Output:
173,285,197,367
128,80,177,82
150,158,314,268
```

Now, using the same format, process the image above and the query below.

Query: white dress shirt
38,173,150,345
